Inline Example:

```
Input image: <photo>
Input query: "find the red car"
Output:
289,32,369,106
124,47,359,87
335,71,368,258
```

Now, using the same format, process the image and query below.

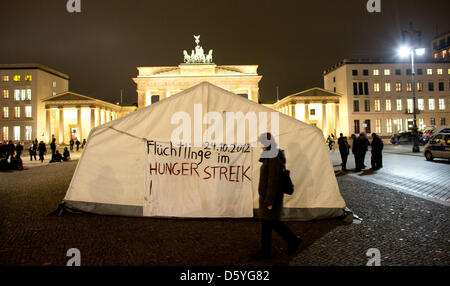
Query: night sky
1,0,449,104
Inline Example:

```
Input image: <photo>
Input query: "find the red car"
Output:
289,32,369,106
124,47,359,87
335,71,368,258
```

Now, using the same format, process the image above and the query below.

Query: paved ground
331,144,450,205
0,152,448,266
22,146,82,169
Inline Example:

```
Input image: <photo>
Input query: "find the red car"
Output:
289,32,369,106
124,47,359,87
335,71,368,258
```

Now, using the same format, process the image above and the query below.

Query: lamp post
398,24,424,153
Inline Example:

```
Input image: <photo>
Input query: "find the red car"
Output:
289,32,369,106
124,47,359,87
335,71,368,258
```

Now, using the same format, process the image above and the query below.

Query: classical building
133,36,262,108
0,64,69,142
323,59,450,137
268,88,341,137
42,92,138,144
432,31,450,61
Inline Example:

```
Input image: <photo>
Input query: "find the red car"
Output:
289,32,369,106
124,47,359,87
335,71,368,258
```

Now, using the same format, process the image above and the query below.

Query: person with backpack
251,133,301,259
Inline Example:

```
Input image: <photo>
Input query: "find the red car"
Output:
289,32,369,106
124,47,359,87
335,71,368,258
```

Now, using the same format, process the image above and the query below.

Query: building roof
272,87,341,108
135,64,260,78
323,58,450,75
0,63,70,80
42,91,121,110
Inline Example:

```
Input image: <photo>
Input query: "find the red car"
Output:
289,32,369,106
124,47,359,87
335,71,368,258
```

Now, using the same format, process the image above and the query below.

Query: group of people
0,140,24,171
336,132,384,172
69,138,86,152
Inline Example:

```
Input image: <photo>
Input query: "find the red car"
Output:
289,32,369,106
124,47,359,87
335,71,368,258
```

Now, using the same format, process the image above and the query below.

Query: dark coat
38,143,46,155
258,149,286,221
371,137,384,153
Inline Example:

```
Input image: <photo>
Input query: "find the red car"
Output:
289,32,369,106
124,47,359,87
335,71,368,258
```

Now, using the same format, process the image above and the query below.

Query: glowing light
398,46,411,58
415,48,425,56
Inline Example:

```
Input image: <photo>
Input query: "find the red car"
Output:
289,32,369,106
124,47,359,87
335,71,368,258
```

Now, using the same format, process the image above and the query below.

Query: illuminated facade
42,92,136,144
432,31,450,61
268,88,341,137
0,64,69,142
133,36,262,108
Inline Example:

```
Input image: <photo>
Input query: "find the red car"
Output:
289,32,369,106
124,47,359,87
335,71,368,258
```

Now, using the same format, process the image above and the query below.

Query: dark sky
1,0,449,103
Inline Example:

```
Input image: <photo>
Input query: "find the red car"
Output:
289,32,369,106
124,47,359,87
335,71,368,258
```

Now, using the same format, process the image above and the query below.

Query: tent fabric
64,82,346,220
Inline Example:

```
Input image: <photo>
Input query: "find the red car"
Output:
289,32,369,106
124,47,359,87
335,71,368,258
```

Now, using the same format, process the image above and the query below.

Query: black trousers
261,219,297,254
340,150,348,170
371,152,383,169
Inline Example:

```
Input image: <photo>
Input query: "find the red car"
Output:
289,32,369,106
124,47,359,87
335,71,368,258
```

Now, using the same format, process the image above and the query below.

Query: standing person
81,138,86,149
15,142,24,157
50,138,57,161
75,139,80,151
371,133,384,170
70,138,74,151
326,134,335,151
28,142,35,161
338,133,350,171
252,133,301,259
38,141,47,163
6,140,15,161
356,133,370,171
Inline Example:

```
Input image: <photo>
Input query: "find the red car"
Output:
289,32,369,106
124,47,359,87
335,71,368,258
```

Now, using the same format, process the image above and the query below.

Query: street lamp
397,24,425,153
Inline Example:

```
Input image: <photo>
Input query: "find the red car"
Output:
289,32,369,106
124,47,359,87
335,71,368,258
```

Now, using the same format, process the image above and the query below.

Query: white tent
64,82,346,220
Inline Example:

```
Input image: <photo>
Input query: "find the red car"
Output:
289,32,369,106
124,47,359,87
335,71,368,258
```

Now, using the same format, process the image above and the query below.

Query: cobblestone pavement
0,160,448,266
330,145,450,205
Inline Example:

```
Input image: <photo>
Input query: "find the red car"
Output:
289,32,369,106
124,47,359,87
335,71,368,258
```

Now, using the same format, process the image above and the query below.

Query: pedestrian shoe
250,251,272,260
285,237,302,255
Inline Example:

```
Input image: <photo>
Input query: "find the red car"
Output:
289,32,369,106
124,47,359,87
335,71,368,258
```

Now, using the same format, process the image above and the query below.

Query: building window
20,89,26,101
13,126,20,141
430,118,436,126
2,127,8,141
353,83,358,95
386,119,393,133
353,100,360,112
428,82,434,91
364,82,369,95
24,75,32,81
364,100,370,112
406,69,412,75
385,82,391,92
418,99,424,111
386,99,392,111
2,107,9,118
439,98,446,110
396,99,402,111
374,82,380,93
374,99,381,112
354,120,360,134
358,82,364,95
52,81,57,88
429,98,435,110
13,75,21,82
2,89,9,99
14,90,20,101
437,68,443,75
448,68,450,75
375,119,381,133
14,106,20,118
25,126,32,141
363,69,369,76
333,77,336,83
352,70,358,76
26,89,32,100
427,69,433,75
438,82,444,91
395,82,402,92
364,120,371,133
310,109,316,116
417,69,423,75
52,92,57,96
396,119,403,132
441,118,447,125
418,118,425,131
417,82,423,92
395,69,401,75
407,99,413,113
406,82,412,92
373,69,379,76
1,75,9,82
384,69,391,75
25,106,32,118
333,87,336,93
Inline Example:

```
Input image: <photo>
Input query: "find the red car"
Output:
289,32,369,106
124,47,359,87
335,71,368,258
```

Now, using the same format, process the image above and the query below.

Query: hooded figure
252,133,301,259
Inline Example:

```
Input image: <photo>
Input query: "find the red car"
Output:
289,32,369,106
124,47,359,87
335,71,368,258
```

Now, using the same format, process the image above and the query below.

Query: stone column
58,108,64,144
290,102,296,118
334,103,340,135
90,108,95,130
46,109,51,142
77,107,82,140
322,102,327,135
305,103,310,123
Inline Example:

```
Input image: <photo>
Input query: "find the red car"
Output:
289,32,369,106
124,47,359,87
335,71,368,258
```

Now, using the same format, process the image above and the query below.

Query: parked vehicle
391,131,423,145
424,133,450,161
421,126,450,145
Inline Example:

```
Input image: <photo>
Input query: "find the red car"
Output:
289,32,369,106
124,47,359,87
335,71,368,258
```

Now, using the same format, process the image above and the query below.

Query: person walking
356,133,370,171
337,133,350,171
38,141,47,163
370,133,384,170
75,139,81,151
81,138,86,149
50,138,57,162
70,138,74,151
28,142,36,161
252,133,302,259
